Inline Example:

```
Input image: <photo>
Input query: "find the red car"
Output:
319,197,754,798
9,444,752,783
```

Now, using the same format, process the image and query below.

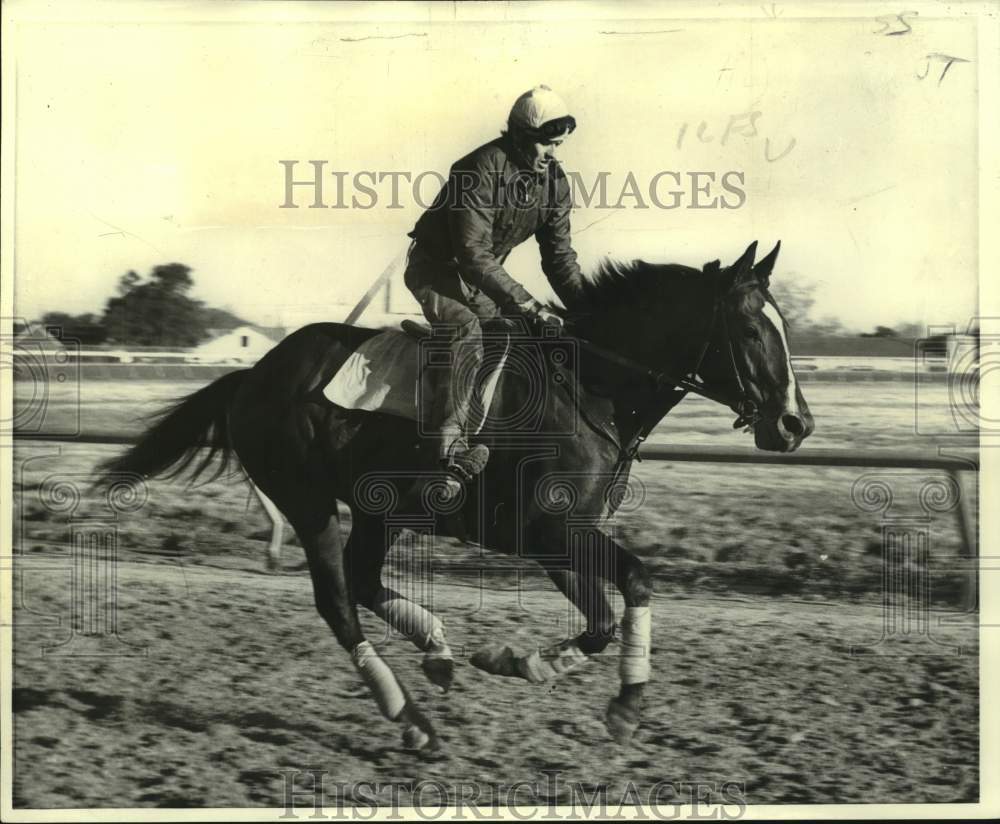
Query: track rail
12,433,979,608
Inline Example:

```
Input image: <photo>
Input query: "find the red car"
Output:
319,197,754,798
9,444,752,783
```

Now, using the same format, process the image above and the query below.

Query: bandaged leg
351,640,407,721
372,589,451,656
372,589,454,691
618,606,652,685
517,639,589,684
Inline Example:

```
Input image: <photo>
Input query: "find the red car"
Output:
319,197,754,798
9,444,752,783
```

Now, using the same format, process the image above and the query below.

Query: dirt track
11,379,981,808
13,557,978,808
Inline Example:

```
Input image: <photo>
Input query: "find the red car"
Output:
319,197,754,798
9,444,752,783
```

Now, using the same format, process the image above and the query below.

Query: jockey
404,85,587,487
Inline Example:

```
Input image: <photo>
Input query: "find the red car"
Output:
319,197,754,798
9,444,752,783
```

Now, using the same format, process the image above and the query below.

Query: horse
97,240,814,752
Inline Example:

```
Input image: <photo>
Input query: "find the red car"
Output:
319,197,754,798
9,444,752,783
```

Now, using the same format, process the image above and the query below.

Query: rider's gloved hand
516,299,564,331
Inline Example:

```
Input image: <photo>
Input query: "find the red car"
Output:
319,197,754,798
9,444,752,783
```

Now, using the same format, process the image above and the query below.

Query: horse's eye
744,327,761,340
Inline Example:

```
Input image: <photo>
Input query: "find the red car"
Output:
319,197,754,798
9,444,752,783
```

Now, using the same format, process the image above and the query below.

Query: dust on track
12,558,978,808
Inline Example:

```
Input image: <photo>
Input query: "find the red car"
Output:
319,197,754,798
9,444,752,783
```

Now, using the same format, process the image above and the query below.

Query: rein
570,286,761,462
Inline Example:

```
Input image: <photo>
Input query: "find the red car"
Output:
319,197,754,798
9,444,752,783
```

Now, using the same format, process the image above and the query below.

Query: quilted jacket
408,135,586,310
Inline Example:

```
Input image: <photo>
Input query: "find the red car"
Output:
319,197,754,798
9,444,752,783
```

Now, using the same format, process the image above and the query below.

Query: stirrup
441,444,490,484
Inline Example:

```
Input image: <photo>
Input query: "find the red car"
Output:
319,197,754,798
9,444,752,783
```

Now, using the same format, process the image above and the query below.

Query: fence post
951,469,977,612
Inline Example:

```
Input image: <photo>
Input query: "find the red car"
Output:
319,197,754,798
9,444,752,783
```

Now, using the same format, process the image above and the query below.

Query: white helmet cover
507,85,577,139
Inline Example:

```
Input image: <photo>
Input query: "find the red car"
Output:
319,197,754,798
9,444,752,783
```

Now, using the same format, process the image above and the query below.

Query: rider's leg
406,270,497,481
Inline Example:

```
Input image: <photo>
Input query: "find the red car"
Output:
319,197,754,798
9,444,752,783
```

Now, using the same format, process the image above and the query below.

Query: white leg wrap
619,606,652,685
351,641,407,720
518,640,589,684
373,592,451,657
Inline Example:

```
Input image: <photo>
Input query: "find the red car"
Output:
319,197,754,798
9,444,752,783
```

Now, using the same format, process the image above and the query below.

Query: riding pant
404,243,501,460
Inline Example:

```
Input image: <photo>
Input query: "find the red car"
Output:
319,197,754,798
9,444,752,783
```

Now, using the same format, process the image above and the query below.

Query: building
189,325,286,364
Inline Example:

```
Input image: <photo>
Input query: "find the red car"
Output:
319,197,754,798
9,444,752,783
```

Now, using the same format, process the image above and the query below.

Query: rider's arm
447,155,535,309
535,169,587,310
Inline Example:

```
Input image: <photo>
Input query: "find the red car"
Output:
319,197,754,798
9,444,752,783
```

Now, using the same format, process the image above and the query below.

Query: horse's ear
722,241,757,292
734,241,758,276
753,240,781,287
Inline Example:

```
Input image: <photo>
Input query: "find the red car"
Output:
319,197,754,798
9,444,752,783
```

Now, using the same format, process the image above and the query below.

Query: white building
189,325,286,364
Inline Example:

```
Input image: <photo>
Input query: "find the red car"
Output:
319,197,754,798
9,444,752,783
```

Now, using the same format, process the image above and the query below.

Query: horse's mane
566,258,704,316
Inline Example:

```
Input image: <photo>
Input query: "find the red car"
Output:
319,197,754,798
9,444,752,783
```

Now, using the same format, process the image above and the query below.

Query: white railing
11,432,979,608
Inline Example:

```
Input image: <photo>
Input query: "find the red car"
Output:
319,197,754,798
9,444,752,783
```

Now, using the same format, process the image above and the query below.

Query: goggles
523,115,577,142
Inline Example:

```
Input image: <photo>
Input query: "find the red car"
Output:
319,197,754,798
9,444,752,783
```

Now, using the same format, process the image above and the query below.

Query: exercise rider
404,85,587,490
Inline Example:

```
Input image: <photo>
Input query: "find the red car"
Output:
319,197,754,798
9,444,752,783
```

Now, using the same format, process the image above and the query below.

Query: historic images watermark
13,462,150,659
277,770,747,820
914,320,993,441
278,163,748,211
2,318,81,437
842,322,984,655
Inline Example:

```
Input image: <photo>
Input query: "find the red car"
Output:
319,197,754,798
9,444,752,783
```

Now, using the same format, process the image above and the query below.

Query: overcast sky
7,2,981,333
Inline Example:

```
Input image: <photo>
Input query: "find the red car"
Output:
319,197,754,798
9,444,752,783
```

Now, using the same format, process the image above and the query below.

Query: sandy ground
10,379,981,808
12,559,978,808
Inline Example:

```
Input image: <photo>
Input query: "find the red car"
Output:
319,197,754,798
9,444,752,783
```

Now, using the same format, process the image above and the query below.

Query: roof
249,325,287,341
12,322,67,351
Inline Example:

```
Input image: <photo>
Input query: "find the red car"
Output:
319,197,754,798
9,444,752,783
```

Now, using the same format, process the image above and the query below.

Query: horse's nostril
781,414,805,437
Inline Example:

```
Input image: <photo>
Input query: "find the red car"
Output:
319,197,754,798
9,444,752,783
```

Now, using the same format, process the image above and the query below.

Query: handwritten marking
873,11,917,36
764,137,796,163
721,111,761,145
917,53,971,84
678,110,795,163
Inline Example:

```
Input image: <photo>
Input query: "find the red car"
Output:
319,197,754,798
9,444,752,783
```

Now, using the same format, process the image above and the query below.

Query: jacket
408,136,586,310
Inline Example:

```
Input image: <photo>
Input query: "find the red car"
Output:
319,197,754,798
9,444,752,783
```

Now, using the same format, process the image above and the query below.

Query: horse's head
699,241,814,452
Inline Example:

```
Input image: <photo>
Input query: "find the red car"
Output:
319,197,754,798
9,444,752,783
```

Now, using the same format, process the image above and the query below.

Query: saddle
322,320,512,432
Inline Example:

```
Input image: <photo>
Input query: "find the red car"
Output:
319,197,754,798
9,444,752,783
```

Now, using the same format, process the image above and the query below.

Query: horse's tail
96,369,249,486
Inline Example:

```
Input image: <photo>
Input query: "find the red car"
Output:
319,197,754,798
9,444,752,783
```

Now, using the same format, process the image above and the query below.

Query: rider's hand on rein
516,298,564,331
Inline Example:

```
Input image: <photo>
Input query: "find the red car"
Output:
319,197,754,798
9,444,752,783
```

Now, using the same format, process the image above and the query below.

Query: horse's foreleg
297,513,438,751
600,534,653,746
472,527,652,745
470,566,613,683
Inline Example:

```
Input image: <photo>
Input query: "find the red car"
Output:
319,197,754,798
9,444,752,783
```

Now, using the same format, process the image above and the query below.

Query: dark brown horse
98,240,813,751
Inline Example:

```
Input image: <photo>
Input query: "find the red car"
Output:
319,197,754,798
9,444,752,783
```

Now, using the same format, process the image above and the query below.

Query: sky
6,2,982,334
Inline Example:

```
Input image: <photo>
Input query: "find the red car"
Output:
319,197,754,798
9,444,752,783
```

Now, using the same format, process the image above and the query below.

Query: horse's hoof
421,655,454,692
605,697,640,745
402,723,437,751
469,645,519,678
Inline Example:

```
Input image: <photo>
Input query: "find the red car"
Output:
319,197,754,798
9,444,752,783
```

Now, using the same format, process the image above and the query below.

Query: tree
767,279,817,331
860,325,899,338
117,270,141,295
40,312,107,345
102,263,208,346
151,262,195,294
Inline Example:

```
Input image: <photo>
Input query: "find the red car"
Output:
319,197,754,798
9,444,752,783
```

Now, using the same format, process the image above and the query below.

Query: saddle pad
322,329,508,431
323,330,420,419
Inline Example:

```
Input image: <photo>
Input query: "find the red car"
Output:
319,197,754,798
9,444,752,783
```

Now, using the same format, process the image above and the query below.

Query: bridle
572,279,762,461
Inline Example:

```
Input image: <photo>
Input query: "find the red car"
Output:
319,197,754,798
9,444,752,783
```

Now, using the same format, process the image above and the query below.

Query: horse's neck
571,280,715,446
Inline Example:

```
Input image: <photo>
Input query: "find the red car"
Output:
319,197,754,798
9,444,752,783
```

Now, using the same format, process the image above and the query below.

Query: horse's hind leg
293,506,438,751
346,514,455,692
248,477,286,572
